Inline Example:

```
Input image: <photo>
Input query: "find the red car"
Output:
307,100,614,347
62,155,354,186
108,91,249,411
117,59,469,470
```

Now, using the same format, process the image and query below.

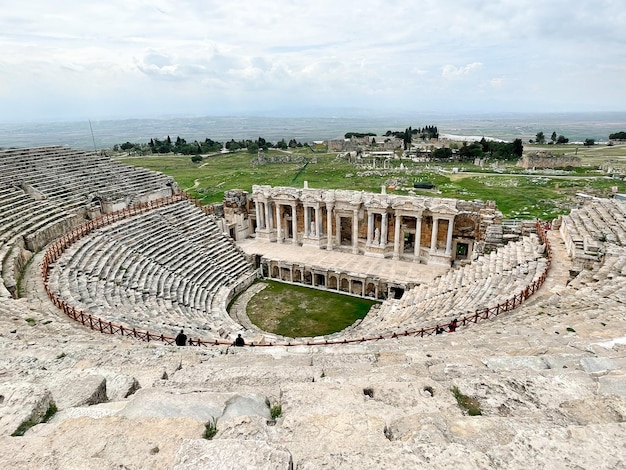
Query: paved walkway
523,229,572,306
237,239,449,285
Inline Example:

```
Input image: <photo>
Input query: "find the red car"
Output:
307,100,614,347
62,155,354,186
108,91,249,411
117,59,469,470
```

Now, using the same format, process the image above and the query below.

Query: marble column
263,201,276,230
414,215,422,257
352,209,359,254
393,213,402,260
291,203,298,245
381,213,388,247
335,213,341,246
430,216,439,251
276,203,282,243
367,211,374,245
264,201,270,230
255,201,262,232
315,206,321,238
326,204,334,250
445,217,454,254
304,206,311,236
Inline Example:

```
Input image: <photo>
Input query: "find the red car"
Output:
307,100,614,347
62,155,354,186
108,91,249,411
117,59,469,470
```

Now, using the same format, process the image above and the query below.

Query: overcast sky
1,0,625,122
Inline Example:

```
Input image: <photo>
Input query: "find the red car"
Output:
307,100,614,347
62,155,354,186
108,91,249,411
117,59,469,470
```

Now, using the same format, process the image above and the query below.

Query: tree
226,139,241,151
535,132,545,144
609,131,626,140
557,135,569,144
551,131,557,144
512,138,524,158
403,127,412,150
432,147,453,161
584,138,595,146
458,142,484,162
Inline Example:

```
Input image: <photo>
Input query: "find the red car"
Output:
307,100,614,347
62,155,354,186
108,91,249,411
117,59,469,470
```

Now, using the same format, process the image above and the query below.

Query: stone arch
453,213,479,238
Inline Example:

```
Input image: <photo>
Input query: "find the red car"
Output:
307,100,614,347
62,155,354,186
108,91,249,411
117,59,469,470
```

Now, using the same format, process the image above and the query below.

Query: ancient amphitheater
1,147,625,469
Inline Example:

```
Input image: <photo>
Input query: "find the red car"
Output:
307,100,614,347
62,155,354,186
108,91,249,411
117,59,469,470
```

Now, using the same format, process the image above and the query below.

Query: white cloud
442,63,483,80
0,0,624,120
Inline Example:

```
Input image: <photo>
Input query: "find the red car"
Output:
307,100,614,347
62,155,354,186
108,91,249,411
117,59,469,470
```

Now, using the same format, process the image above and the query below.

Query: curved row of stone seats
47,200,256,340
567,253,626,289
0,185,83,298
504,251,626,333
0,146,181,299
0,146,178,212
339,235,546,339
560,198,626,264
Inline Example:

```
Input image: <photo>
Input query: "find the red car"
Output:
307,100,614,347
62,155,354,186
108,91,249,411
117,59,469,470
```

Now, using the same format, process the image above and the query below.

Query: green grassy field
244,280,377,337
118,144,626,220
117,143,626,337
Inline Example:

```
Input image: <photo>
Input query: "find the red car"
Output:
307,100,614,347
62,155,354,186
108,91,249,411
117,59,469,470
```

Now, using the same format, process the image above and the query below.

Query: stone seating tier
338,235,546,340
0,146,181,299
560,199,626,263
48,200,256,340
0,146,177,211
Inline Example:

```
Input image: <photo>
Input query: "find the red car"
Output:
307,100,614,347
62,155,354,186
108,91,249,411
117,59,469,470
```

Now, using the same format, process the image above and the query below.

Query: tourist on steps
175,329,187,346
234,333,245,347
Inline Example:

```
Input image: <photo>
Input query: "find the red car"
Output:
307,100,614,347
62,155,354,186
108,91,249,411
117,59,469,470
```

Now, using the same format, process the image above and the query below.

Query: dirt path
184,178,201,191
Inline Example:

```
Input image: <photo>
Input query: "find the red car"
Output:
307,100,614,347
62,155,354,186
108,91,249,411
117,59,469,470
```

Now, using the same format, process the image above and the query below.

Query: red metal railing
42,200,552,347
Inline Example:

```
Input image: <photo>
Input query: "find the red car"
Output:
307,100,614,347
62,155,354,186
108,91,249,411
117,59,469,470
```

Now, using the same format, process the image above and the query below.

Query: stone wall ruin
518,151,581,169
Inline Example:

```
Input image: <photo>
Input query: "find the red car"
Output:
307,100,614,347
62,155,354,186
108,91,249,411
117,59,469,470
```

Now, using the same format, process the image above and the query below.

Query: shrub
451,386,482,416
270,404,282,419
203,417,218,440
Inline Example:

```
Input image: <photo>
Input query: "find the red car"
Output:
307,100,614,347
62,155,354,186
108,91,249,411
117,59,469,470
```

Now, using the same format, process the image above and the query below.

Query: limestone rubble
1,230,625,469
0,147,625,468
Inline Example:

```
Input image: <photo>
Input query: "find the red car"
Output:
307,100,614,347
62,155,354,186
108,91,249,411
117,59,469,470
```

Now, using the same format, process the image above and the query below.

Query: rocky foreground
1,234,625,469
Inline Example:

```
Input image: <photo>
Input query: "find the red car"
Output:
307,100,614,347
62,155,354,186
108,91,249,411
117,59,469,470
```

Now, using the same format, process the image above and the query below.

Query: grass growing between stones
203,417,218,440
245,280,377,337
270,404,282,419
11,402,58,436
451,386,482,416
